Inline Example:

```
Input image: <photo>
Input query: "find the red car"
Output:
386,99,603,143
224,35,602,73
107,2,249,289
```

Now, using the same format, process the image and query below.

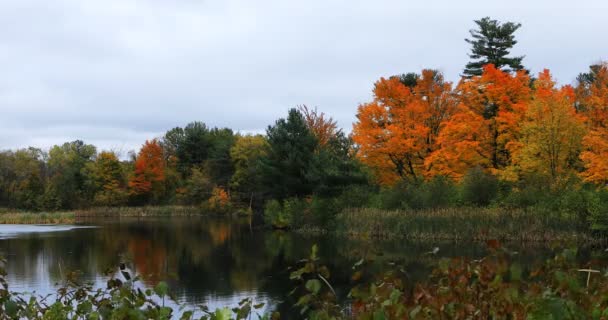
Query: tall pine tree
259,108,317,200
463,17,525,77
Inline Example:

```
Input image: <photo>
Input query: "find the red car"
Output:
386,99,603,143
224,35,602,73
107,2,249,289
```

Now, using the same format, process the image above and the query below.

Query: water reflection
0,217,597,315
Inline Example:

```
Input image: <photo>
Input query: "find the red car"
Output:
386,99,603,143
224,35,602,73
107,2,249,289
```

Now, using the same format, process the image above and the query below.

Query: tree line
0,105,365,211
0,17,607,215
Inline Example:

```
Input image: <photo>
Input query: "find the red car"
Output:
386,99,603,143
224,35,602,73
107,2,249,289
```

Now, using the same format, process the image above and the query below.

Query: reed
0,211,75,224
74,205,206,217
334,207,595,243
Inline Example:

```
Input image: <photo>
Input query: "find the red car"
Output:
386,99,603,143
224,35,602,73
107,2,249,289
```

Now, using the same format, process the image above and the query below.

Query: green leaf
389,289,401,304
213,307,232,320
160,306,172,318
4,300,18,317
305,279,322,294
373,310,387,320
310,244,318,260
154,281,169,297
180,310,194,320
510,263,522,281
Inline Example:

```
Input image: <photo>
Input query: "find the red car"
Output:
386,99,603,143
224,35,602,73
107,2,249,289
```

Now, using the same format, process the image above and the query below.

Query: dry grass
74,206,205,217
0,211,75,224
334,207,595,243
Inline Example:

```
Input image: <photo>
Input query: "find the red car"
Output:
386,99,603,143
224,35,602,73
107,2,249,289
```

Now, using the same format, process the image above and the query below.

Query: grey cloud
0,0,607,153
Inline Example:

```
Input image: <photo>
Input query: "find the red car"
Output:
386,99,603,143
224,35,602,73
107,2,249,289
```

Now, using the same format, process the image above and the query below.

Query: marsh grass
0,211,75,224
334,207,596,243
0,205,237,224
74,205,206,217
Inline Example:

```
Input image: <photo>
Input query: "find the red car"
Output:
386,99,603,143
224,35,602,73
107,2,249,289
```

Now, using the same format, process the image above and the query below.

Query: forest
1,17,608,235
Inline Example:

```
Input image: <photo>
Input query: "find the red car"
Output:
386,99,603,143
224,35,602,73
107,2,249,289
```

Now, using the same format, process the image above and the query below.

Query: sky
1,0,607,156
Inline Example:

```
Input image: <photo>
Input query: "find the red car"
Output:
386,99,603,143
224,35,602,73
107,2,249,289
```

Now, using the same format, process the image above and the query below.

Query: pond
0,217,600,317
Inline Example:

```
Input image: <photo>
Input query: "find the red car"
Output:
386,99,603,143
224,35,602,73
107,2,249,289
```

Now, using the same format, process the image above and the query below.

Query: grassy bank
331,207,598,243
0,211,75,224
0,205,246,224
74,205,207,217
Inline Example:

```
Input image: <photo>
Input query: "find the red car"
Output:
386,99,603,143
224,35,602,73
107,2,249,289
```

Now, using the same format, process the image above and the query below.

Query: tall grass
74,205,205,217
0,211,75,224
335,207,594,242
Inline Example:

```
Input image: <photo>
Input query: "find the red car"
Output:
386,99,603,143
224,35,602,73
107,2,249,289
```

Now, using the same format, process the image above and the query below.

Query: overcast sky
1,0,607,155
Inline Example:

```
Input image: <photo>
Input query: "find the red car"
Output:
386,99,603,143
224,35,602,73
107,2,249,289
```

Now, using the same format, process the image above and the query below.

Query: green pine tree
463,17,525,77
259,108,318,200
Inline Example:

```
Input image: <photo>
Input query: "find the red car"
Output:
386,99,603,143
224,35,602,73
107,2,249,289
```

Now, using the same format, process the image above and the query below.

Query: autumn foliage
129,139,166,200
578,63,608,185
297,105,339,147
353,70,457,184
208,186,231,211
353,64,598,185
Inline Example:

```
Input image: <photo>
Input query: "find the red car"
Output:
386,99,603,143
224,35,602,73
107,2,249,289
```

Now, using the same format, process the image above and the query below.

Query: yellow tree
352,70,456,184
577,63,608,185
512,70,586,181
89,151,127,206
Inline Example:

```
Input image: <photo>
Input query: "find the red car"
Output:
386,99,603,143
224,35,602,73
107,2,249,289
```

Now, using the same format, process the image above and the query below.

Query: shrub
369,184,408,210
309,196,340,229
558,186,599,220
419,176,459,209
588,188,608,231
283,197,308,226
500,183,546,209
263,198,308,229
461,167,499,206
207,187,231,212
264,200,286,228
334,185,376,210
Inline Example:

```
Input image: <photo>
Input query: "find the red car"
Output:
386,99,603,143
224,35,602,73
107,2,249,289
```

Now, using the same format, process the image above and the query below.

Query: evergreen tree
463,17,525,77
259,108,317,200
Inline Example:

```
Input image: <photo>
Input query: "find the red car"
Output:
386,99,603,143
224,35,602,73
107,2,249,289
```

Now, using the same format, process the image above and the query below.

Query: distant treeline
0,105,366,211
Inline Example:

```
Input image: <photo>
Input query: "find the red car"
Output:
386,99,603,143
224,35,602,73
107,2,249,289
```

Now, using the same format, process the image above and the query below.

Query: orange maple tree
578,63,608,184
352,70,457,184
129,139,166,199
424,103,492,180
427,64,531,179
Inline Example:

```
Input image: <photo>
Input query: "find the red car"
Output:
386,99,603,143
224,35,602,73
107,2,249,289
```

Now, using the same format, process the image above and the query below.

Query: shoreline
1,206,604,244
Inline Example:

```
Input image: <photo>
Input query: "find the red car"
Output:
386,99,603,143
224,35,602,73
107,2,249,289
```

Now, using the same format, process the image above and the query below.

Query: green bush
263,198,309,229
500,184,546,209
264,199,289,229
419,176,459,209
588,188,608,231
461,167,499,206
334,185,376,210
369,183,408,210
558,186,599,220
365,177,459,211
283,197,308,226
309,196,340,229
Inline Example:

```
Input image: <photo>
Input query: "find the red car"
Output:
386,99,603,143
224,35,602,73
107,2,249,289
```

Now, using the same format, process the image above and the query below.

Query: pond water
0,217,602,316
